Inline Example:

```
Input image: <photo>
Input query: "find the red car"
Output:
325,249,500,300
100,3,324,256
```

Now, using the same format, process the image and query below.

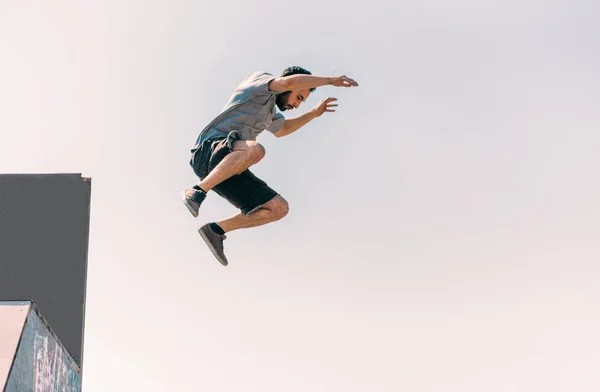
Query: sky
1,0,600,391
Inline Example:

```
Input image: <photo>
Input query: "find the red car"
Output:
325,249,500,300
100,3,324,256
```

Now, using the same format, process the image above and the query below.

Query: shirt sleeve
266,112,285,134
225,72,280,109
240,72,280,97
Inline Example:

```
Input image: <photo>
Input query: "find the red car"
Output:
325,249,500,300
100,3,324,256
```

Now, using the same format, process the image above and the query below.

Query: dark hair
281,66,316,92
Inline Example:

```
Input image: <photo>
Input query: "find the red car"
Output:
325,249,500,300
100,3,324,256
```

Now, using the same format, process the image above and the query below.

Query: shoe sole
198,228,228,266
181,191,199,217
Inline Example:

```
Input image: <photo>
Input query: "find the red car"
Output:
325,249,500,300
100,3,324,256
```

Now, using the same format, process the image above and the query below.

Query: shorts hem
243,194,280,216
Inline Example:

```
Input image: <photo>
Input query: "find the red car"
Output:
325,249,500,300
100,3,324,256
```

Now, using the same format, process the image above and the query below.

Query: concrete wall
0,302,30,390
3,302,81,392
0,174,91,367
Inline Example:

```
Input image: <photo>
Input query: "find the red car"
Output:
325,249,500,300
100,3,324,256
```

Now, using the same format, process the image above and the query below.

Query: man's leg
218,196,289,232
198,196,289,267
183,140,265,217
198,140,265,192
197,162,286,266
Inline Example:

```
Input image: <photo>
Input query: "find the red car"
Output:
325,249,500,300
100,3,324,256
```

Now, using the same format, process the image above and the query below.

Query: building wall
4,302,81,392
0,174,91,367
0,301,31,390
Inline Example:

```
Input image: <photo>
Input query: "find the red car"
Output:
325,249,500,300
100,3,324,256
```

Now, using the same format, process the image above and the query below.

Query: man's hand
311,97,339,118
275,97,346,138
329,75,359,87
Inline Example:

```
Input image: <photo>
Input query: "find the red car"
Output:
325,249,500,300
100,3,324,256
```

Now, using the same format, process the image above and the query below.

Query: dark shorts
189,131,279,215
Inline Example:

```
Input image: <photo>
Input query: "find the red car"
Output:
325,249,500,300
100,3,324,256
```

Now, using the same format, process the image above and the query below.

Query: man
183,66,358,266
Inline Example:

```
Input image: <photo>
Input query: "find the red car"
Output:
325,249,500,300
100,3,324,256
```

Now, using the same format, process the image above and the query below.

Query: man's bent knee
233,141,266,164
271,197,289,221
248,143,266,163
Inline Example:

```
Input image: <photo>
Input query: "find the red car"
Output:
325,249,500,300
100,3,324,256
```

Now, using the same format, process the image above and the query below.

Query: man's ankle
210,222,226,235
193,185,207,193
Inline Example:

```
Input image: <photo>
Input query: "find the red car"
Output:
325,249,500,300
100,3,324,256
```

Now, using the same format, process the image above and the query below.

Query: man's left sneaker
182,188,206,217
198,223,229,266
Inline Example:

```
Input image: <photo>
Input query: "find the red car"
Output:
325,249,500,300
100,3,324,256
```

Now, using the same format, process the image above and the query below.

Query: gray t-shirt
194,71,285,147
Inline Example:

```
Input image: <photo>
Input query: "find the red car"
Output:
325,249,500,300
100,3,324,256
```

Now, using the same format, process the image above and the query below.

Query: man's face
276,89,311,111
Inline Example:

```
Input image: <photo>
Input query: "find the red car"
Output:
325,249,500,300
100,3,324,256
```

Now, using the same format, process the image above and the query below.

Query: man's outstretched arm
269,75,358,92
274,98,338,138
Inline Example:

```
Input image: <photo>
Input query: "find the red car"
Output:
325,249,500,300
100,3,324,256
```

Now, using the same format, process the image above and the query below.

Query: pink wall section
0,302,30,389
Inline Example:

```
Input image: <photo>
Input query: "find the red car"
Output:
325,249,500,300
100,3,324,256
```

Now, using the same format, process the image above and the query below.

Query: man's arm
269,75,358,92
274,112,317,138
274,98,338,138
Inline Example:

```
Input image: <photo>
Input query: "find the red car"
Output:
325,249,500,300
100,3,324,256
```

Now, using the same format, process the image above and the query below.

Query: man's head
276,66,315,111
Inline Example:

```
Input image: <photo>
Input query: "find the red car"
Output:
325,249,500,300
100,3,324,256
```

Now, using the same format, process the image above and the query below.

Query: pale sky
2,0,600,391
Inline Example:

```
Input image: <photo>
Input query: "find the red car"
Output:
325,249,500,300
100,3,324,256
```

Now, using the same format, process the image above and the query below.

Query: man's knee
233,141,266,164
269,197,289,221
248,143,266,163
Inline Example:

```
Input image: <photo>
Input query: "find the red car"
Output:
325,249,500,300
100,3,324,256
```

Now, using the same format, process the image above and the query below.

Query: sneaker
182,188,206,217
198,223,229,266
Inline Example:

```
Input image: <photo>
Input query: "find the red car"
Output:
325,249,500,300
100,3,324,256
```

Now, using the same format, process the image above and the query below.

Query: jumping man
183,66,358,266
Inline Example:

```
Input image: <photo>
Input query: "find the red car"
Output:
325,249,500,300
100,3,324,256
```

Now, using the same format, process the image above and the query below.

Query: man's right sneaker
198,223,229,266
182,187,206,217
